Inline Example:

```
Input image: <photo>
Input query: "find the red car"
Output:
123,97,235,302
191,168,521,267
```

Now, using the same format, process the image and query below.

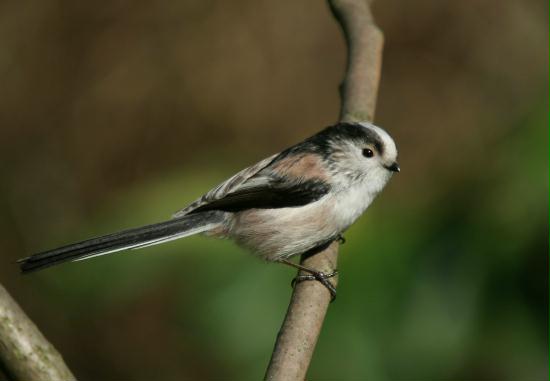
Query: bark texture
0,284,75,381
264,1,383,380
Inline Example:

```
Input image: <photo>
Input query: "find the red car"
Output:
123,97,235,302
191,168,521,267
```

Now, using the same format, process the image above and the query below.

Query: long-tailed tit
19,122,399,297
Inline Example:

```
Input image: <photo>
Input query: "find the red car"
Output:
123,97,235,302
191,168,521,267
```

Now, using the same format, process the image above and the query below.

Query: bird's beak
386,162,400,173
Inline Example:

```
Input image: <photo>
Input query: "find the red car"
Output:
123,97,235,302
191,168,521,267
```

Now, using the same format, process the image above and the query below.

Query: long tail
18,211,224,274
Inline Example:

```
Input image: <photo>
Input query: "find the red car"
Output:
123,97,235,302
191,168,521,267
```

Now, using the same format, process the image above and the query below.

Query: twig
264,1,383,380
0,283,75,381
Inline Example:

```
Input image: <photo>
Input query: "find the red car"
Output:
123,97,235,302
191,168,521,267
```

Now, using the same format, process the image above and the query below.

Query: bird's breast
332,182,376,231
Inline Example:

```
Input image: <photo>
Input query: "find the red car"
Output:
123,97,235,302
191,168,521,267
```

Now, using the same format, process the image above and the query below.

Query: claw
291,270,338,301
337,234,346,244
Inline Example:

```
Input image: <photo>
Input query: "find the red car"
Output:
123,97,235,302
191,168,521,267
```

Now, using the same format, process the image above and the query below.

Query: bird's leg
337,234,346,244
279,259,338,301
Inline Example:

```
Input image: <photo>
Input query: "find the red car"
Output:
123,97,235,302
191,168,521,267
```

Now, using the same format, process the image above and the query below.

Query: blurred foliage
0,0,548,380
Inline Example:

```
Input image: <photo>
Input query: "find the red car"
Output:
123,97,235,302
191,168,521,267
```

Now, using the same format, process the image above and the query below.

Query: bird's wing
173,152,331,217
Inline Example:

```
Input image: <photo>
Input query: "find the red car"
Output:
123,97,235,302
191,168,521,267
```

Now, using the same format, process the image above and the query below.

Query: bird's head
309,122,399,191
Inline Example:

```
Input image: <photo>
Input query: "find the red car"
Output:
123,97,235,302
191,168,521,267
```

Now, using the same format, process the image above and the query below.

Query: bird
18,121,399,298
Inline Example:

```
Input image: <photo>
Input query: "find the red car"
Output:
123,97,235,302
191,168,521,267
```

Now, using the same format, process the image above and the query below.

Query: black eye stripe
362,148,374,158
374,141,383,155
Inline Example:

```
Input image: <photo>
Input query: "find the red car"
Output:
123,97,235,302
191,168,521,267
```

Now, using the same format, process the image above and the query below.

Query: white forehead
359,121,398,159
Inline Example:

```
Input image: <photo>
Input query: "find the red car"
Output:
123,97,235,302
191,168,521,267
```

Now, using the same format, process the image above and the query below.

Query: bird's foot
291,270,338,301
279,259,338,301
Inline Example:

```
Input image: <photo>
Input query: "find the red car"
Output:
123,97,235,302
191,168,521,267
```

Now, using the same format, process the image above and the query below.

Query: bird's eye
362,148,374,158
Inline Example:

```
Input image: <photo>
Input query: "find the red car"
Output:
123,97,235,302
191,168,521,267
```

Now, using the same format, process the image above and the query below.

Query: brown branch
264,1,383,380
0,283,75,381
331,0,384,123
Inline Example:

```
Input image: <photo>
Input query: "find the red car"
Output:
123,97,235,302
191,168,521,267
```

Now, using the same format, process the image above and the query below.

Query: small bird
18,122,399,298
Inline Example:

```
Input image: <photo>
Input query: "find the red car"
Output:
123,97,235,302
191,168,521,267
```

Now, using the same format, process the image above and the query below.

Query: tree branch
331,0,384,123
264,1,383,380
0,283,75,381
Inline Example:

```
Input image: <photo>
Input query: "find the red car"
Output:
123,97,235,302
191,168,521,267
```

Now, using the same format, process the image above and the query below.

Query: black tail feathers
18,211,223,274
